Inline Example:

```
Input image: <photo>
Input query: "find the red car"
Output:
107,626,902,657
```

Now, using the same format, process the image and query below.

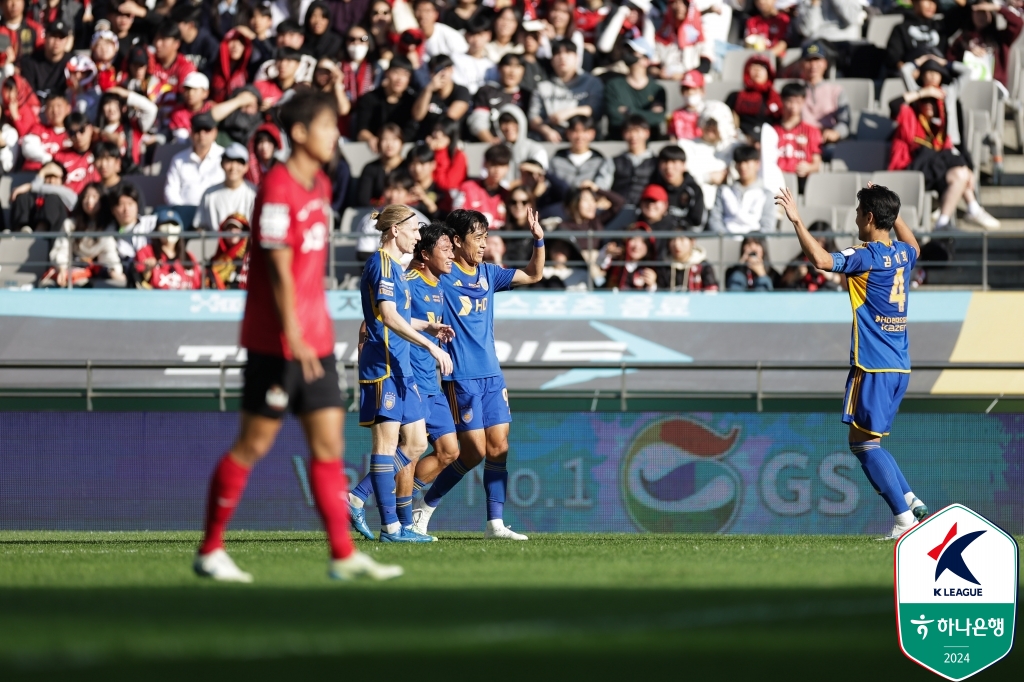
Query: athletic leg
370,420,401,534
414,432,460,485
396,419,428,527
482,424,527,540
300,407,356,560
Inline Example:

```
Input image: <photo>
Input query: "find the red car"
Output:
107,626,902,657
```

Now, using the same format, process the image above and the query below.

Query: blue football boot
348,502,376,541
379,526,436,543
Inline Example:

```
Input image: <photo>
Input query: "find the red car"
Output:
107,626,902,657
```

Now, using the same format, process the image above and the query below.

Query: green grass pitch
0,532,1020,682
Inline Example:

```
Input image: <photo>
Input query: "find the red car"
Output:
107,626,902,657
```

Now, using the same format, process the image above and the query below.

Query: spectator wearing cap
253,47,302,107
551,115,615,190
634,184,676,232
123,45,151,96
352,56,418,151
529,38,604,143
303,1,343,60
414,0,468,59
19,19,71,100
604,37,665,140
707,145,775,235
744,0,789,57
652,0,708,80
0,0,44,55
149,20,198,125
412,54,471,138
64,54,100,119
798,41,849,146
468,53,531,144
134,208,203,290
195,142,257,231
726,54,781,141
168,71,213,140
774,83,822,191
97,86,158,171
793,0,862,43
653,145,704,228
612,115,657,206
164,111,225,206
176,6,219,76
487,6,524,63
20,93,69,172
54,111,100,194
452,12,498,96
207,213,250,289
91,28,122,92
670,70,706,141
209,27,251,101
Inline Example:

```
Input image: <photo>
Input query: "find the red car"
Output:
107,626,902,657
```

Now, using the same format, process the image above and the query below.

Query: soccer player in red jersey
194,91,401,582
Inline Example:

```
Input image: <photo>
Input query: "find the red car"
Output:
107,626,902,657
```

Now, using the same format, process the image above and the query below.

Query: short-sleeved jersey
830,240,918,372
359,249,413,383
441,262,516,381
406,268,445,394
240,163,333,359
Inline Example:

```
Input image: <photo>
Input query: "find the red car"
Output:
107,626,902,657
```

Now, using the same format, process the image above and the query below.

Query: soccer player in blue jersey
358,205,455,543
777,185,929,540
412,207,545,540
348,221,462,539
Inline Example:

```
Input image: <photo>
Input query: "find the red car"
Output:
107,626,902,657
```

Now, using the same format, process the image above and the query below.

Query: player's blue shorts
359,375,424,427
443,375,511,432
424,392,456,442
842,367,909,437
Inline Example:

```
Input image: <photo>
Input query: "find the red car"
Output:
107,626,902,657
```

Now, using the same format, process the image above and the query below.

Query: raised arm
512,206,546,285
775,187,833,270
892,212,920,258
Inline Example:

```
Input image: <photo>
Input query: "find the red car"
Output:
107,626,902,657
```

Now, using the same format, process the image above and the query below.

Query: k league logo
895,504,1018,681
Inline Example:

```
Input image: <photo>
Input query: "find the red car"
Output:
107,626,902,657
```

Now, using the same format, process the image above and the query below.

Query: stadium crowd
0,0,1016,291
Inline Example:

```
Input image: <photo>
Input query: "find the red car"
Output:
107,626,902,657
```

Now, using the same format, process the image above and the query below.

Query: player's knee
231,438,272,465
436,446,459,467
485,445,508,461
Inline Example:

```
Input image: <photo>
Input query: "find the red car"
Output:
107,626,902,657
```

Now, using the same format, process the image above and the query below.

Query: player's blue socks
424,459,469,508
850,442,910,515
876,447,912,496
396,495,413,526
395,447,411,469
413,478,427,492
351,447,412,504
483,459,508,521
370,453,399,527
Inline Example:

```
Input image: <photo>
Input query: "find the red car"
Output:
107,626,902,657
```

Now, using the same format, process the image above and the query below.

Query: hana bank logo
622,418,742,533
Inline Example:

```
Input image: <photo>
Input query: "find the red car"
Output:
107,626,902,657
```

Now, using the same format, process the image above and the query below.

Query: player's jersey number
889,267,906,312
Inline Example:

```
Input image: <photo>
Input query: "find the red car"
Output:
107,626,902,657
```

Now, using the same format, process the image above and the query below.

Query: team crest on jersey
383,392,397,410
461,407,473,423
479,277,488,291
265,385,289,410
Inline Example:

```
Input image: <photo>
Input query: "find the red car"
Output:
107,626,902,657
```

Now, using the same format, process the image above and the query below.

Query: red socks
199,454,251,555
310,459,356,560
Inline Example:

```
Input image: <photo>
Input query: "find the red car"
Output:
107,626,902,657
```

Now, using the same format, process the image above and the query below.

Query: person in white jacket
707,144,776,234
45,182,126,288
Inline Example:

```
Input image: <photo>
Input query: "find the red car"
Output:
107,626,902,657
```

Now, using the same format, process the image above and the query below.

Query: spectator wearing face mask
134,208,203,290
340,25,381,140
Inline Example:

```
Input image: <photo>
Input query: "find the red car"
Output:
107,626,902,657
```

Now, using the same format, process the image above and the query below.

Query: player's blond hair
372,204,416,244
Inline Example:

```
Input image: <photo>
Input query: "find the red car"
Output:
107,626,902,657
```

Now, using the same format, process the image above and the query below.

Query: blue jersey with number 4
830,240,917,373
359,249,412,383
406,268,445,394
441,262,516,381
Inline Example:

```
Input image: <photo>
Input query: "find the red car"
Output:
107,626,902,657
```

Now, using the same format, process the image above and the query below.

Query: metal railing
1,359,1020,413
2,228,1023,291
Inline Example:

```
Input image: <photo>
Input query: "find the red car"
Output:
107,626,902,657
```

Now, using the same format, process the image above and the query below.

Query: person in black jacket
19,19,71,100
611,114,658,206
303,0,344,60
885,0,948,77
175,6,220,76
352,55,418,151
653,145,704,228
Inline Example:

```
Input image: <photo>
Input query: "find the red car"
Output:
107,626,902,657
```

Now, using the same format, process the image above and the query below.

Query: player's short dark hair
497,111,518,127
277,90,337,141
658,145,686,163
733,144,760,163
406,141,435,164
93,141,121,159
466,12,493,35
856,184,901,231
447,209,488,240
414,220,453,263
484,143,512,166
623,114,650,132
566,115,593,130
384,167,415,190
781,82,808,100
155,19,181,41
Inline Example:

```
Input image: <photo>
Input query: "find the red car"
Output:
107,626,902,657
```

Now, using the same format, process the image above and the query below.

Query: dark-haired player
777,184,929,540
193,91,402,582
412,208,544,540
348,222,460,538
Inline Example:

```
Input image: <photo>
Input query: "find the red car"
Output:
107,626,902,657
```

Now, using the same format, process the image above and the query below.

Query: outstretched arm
512,207,546,285
892,213,920,258
775,187,833,271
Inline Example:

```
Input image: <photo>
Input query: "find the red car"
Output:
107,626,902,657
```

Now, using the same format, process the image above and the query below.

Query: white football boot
877,512,918,541
193,548,253,583
411,499,436,536
329,551,404,581
484,520,529,540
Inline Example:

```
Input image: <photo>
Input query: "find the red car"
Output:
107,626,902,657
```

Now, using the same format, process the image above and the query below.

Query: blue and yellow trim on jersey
844,243,912,374
358,380,386,426
359,249,396,385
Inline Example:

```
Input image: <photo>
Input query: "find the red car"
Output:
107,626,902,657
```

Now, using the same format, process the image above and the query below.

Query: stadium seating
659,79,685,121
704,80,740,103
877,78,907,110
830,140,890,173
869,171,930,230
854,112,896,140
804,172,862,211
865,14,905,50
722,50,776,83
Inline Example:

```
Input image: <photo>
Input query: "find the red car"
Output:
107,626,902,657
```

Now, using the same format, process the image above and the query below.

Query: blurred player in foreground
358,206,454,542
193,92,401,582
348,222,460,539
776,184,929,540
412,208,544,539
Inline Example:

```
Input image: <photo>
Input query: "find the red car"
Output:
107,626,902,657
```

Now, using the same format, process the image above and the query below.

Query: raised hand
527,207,544,241
774,187,801,227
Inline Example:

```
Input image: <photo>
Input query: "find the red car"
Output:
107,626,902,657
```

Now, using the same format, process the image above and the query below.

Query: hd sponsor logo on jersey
895,504,1018,680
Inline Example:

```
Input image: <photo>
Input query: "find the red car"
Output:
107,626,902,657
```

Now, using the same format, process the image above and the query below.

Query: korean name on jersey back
359,250,413,383
406,269,446,394
441,262,516,381
831,240,918,372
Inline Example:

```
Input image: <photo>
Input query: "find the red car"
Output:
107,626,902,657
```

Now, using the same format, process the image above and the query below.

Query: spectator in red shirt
54,111,100,194
453,143,512,229
20,92,68,171
134,208,203,290
744,0,790,57
405,141,450,221
1,63,41,136
670,70,705,141
773,82,821,191
1,0,45,55
149,19,197,123
426,117,467,193
168,71,213,141
211,28,252,103
726,54,782,140
253,47,301,107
